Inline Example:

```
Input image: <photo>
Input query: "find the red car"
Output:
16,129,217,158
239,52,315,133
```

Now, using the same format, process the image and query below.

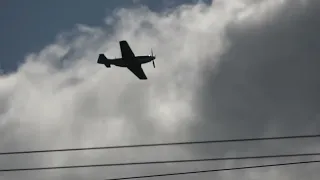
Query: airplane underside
98,55,126,67
110,59,127,67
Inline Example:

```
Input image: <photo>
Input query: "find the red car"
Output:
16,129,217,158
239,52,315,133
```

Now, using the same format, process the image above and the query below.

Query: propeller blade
151,48,153,56
152,60,155,68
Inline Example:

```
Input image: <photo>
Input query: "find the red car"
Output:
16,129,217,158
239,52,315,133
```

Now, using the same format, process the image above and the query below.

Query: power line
1,134,320,155
1,152,319,172
104,159,320,180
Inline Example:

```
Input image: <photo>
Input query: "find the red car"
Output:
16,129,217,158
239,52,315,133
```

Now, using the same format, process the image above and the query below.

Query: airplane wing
127,64,147,80
120,40,135,59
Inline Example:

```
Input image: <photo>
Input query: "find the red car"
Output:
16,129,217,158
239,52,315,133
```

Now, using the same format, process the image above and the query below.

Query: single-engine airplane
97,40,156,80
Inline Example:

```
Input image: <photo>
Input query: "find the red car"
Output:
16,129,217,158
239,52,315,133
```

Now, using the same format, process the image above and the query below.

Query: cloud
0,0,319,179
194,0,320,142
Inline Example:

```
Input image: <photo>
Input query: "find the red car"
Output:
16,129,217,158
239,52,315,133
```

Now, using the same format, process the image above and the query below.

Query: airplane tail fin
97,54,111,68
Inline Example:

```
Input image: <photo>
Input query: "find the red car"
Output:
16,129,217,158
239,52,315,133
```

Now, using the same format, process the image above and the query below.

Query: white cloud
1,0,319,179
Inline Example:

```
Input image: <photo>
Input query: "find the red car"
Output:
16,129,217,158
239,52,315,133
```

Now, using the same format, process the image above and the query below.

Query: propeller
151,48,156,68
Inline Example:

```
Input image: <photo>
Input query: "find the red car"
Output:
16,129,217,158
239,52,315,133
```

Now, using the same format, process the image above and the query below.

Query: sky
0,0,320,180
0,0,210,73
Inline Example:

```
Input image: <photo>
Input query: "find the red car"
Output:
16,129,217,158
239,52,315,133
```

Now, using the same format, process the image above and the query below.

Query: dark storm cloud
190,0,320,160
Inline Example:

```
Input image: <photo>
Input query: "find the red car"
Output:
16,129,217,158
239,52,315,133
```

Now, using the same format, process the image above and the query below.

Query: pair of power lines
1,134,320,179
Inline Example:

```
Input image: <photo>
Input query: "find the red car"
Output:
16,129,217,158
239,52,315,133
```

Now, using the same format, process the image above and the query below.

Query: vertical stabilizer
97,54,110,67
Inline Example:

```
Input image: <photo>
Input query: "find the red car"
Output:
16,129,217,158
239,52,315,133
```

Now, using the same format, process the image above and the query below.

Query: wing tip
138,74,148,80
137,75,148,80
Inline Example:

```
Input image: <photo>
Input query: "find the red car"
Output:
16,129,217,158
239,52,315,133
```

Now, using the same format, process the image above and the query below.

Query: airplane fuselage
109,56,155,67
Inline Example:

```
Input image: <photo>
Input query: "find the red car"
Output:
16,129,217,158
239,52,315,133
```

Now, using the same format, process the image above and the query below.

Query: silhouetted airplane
97,40,156,80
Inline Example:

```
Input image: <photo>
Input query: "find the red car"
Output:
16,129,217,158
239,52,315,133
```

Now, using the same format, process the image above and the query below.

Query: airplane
97,40,156,80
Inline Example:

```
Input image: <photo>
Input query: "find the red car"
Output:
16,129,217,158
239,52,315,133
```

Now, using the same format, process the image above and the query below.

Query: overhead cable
1,134,320,155
104,159,320,180
1,152,319,172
